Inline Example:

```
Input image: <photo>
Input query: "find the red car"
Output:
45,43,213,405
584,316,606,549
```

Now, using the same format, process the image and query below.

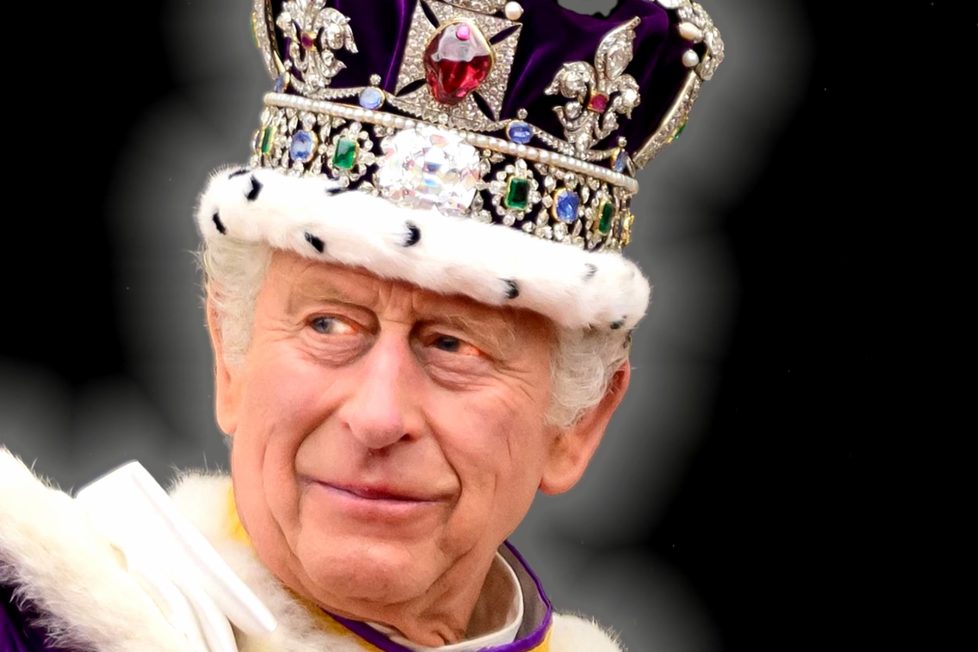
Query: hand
75,463,277,652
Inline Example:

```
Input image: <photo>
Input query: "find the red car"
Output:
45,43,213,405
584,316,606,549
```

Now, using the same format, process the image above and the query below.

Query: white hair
200,238,630,428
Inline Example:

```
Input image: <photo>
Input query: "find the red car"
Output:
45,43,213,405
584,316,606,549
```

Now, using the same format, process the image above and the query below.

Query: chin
294,532,438,604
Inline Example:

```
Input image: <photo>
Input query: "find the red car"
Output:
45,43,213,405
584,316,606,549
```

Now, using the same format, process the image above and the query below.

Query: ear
540,360,631,495
206,299,242,436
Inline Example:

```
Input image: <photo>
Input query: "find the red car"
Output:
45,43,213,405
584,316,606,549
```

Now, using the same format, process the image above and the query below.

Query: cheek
232,346,344,539
239,345,346,449
439,382,551,461
427,385,552,536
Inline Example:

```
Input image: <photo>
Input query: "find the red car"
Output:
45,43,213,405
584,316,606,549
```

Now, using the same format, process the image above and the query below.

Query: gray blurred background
6,1,954,650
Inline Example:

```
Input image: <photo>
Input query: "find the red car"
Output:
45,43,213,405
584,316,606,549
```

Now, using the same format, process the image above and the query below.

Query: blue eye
431,335,484,357
434,336,461,353
311,316,356,335
312,317,334,334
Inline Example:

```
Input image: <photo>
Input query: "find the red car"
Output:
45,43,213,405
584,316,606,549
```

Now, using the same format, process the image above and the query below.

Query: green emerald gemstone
504,177,530,210
333,138,358,170
672,121,687,141
260,125,276,155
598,202,616,234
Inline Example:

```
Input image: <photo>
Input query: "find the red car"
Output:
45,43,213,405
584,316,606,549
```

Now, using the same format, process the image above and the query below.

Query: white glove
75,462,277,652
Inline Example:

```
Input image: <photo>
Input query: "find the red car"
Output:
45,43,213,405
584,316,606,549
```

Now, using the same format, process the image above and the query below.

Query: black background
0,1,965,650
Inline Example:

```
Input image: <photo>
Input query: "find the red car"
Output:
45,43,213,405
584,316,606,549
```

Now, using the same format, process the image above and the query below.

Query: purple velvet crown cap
263,0,708,161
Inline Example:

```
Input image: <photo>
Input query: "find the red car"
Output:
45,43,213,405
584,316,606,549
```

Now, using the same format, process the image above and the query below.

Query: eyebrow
424,310,508,334
283,276,366,316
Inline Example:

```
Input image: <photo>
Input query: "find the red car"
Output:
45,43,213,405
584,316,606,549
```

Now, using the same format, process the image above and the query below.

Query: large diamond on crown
376,125,482,215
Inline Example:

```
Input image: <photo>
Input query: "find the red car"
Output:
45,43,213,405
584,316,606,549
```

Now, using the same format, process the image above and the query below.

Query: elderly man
1,1,722,650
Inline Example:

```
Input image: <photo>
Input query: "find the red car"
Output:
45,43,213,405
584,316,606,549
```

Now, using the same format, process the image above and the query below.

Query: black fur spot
584,263,597,281
610,319,625,330
212,213,227,235
246,176,263,201
304,232,325,254
228,168,250,179
402,222,421,247
326,186,346,196
503,279,520,300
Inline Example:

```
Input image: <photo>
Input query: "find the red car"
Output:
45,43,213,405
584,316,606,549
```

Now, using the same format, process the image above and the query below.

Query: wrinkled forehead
264,249,554,340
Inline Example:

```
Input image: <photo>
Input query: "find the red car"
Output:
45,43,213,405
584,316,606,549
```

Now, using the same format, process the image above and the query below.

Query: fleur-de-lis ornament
277,0,357,99
545,17,642,154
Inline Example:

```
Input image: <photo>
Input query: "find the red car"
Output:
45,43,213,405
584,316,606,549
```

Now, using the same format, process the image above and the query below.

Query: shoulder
550,613,626,652
0,448,194,652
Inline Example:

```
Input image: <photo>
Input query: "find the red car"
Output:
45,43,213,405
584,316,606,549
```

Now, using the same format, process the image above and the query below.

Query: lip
303,478,446,522
320,481,437,503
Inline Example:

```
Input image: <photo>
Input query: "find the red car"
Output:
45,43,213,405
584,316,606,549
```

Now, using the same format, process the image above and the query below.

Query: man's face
213,250,571,618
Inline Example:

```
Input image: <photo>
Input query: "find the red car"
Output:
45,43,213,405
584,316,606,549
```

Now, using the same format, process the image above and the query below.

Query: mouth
296,477,448,537
304,478,444,524
324,482,432,503
303,476,444,505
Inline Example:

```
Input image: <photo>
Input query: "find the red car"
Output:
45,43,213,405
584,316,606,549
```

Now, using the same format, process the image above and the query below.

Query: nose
337,331,425,450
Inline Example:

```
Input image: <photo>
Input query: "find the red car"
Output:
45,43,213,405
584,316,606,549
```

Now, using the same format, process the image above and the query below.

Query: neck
288,548,497,646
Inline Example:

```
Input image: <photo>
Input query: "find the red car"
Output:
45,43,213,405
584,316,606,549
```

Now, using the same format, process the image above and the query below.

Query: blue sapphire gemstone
554,189,579,224
613,149,629,173
289,130,318,163
359,87,385,110
506,121,533,144
274,73,289,93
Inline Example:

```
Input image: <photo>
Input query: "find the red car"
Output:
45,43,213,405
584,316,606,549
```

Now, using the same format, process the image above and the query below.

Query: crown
247,0,722,251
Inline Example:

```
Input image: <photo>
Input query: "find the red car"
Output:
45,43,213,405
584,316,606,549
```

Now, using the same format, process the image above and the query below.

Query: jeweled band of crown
253,94,637,249
249,0,722,251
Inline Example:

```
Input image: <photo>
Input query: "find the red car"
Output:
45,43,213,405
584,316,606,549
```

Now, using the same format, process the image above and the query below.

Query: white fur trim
197,168,650,331
0,448,194,652
551,614,625,652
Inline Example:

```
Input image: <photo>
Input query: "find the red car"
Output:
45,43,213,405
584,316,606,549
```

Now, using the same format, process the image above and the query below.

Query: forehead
263,250,552,337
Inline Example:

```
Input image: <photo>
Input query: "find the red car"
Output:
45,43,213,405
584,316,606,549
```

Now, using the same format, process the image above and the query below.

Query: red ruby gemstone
300,30,317,50
588,93,610,113
424,23,493,106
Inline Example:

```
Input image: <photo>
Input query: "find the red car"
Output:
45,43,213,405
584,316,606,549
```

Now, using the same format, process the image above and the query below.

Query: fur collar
0,449,193,652
0,449,622,652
